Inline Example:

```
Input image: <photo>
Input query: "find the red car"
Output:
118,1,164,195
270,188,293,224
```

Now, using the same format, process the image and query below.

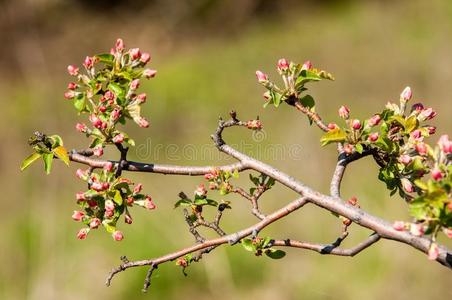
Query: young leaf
194,198,208,206
20,153,42,171
42,153,54,174
241,239,255,252
299,95,315,109
174,199,192,208
265,249,286,259
73,93,87,112
113,190,123,205
320,128,347,146
95,53,115,65
53,146,70,165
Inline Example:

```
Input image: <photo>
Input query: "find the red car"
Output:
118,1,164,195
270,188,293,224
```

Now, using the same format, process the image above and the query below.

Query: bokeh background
1,0,451,299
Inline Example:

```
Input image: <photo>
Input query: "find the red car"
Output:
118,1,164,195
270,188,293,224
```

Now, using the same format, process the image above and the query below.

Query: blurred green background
1,0,451,299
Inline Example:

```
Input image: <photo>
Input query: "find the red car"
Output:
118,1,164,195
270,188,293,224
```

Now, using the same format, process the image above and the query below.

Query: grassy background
1,0,451,299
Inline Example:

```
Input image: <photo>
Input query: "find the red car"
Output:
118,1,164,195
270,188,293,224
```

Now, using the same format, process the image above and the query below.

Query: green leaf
414,179,428,190
42,153,54,174
49,135,63,147
299,94,315,109
73,93,87,112
108,82,125,99
241,239,255,252
102,221,116,233
52,146,69,165
355,143,364,154
405,116,418,133
113,190,123,205
262,237,272,248
21,153,41,171
206,199,219,207
265,249,286,259
232,169,239,179
320,128,347,146
95,53,115,65
273,92,282,107
174,199,192,208
194,198,208,206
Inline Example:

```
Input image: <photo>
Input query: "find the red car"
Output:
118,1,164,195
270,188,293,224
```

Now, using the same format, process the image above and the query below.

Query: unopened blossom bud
347,196,358,206
400,86,412,101
255,70,268,83
75,123,88,133
398,154,412,165
99,105,107,113
401,178,414,193
112,230,124,241
104,161,114,172
301,60,313,71
438,134,452,154
105,199,115,212
277,58,289,72
136,93,147,103
89,114,103,129
102,182,110,190
104,210,113,218
338,106,350,119
393,221,406,231
327,123,338,130
88,200,97,208
176,258,188,267
342,218,352,226
89,218,101,229
125,214,133,224
246,120,263,130
418,107,437,121
72,210,85,221
77,228,89,240
411,103,424,114
133,183,143,194
67,82,78,90
368,114,381,127
91,182,105,192
140,52,150,64
76,192,86,201
137,117,150,128
130,79,140,90
427,126,436,135
415,142,428,156
204,170,219,180
112,133,124,144
410,223,424,236
444,228,452,238
111,108,121,121
448,202,452,212
76,169,86,179
64,91,76,99
93,146,103,157
127,197,134,205
431,168,443,181
115,38,124,52
410,129,422,141
428,243,439,260
83,56,95,69
144,196,156,210
351,119,361,130
194,184,208,198
67,65,79,76
129,48,141,60
263,91,271,100
143,69,157,79
343,144,354,155
368,132,379,142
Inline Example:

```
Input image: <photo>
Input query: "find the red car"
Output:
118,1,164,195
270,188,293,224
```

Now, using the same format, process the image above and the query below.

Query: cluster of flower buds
204,169,238,195
65,38,156,149
246,119,263,130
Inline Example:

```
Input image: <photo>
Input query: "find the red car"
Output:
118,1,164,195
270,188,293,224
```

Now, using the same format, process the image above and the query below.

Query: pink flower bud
343,144,354,155
144,196,156,210
134,183,143,194
76,169,86,180
137,117,150,128
93,146,103,157
393,221,406,231
427,126,436,135
102,182,110,190
246,120,263,130
301,60,313,71
104,210,113,218
400,86,412,101
255,70,268,83
140,52,150,64
431,168,443,181
104,161,114,172
64,91,76,99
338,106,350,119
204,170,219,180
411,103,424,114
105,200,115,212
67,65,79,76
415,142,428,156
143,69,157,79
368,114,381,127
368,132,379,142
111,108,121,121
127,197,134,205
115,38,124,52
125,214,133,224
419,107,437,121
89,218,101,229
448,202,452,212
112,133,124,144
136,93,147,103
72,210,85,221
77,228,89,240
75,123,88,133
88,200,97,208
76,192,86,201
91,182,106,192
438,134,452,154
410,223,424,236
194,184,207,198
83,56,95,69
129,48,141,60
99,105,107,113
401,178,414,193
428,243,439,260
398,155,412,165
89,114,103,129
130,79,140,90
327,123,338,130
277,58,289,72
112,230,124,241
410,129,423,141
444,228,452,238
351,119,361,130
67,82,78,90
